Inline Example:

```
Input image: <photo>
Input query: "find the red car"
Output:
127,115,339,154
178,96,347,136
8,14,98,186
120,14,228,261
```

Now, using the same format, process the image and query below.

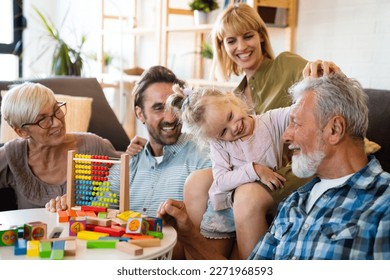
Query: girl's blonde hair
166,84,250,146
210,2,275,81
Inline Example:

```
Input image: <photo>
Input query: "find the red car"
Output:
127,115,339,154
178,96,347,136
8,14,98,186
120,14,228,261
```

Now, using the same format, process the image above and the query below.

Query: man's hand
157,199,194,236
303,60,342,78
45,195,67,212
126,136,147,156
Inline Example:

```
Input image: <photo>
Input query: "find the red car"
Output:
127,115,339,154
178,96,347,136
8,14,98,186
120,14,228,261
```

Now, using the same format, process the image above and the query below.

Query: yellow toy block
117,210,141,221
26,240,40,257
77,230,109,240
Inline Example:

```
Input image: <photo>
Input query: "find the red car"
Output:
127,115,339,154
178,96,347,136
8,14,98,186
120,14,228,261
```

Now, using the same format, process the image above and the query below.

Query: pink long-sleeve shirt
209,107,290,210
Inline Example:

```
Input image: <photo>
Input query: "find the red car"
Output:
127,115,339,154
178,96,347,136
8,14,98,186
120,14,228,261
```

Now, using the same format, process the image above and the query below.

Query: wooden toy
129,238,161,248
145,217,163,232
86,240,117,249
48,226,64,239
26,240,40,257
24,221,47,240
86,216,112,227
51,240,65,260
69,217,87,236
14,238,27,255
39,241,52,258
64,240,77,256
66,151,129,213
126,217,149,235
116,241,143,256
57,210,70,223
0,229,18,246
147,230,164,239
117,210,141,221
77,230,109,240
93,225,125,237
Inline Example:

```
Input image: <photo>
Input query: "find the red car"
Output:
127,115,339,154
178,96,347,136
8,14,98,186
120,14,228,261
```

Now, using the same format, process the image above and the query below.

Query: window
0,0,25,78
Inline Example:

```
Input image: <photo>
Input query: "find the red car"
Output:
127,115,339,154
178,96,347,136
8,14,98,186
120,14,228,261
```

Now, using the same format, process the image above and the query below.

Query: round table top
0,208,177,260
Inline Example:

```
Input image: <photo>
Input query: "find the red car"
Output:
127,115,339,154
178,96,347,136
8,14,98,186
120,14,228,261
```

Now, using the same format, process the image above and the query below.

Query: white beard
291,149,325,178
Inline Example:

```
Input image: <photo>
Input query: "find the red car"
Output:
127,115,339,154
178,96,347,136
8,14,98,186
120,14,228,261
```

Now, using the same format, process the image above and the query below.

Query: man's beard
291,148,325,178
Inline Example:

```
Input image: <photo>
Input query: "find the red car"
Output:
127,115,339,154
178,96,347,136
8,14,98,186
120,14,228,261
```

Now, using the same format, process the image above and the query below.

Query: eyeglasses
22,102,67,129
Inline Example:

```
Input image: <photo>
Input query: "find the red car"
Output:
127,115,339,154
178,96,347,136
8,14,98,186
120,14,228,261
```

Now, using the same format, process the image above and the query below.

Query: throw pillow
0,91,93,143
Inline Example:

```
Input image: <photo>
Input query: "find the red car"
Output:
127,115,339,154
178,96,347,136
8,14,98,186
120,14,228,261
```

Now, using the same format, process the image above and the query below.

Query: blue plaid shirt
249,156,390,260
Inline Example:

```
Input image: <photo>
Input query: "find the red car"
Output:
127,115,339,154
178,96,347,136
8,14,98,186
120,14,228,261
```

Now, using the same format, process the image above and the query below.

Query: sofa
0,77,130,151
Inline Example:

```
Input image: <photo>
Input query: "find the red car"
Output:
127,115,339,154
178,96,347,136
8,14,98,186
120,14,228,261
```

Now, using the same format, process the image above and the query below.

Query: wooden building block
50,249,64,260
39,241,52,258
94,226,125,237
116,241,143,256
0,229,18,246
86,240,117,249
85,211,97,217
24,221,47,240
76,210,86,217
81,205,107,213
26,240,40,257
86,216,111,227
64,240,77,256
129,238,161,248
57,210,70,223
66,209,77,218
77,230,109,240
14,238,27,255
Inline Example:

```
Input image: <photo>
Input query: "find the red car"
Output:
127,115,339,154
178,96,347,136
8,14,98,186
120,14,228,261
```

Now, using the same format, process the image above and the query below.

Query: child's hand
45,195,68,212
254,164,286,191
126,136,147,156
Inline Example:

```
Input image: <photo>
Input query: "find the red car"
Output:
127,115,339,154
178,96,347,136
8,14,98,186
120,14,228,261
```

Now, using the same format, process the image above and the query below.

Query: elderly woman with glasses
0,82,120,210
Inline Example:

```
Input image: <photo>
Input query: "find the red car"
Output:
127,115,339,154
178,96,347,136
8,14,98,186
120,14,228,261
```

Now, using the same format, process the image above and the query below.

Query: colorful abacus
66,150,129,213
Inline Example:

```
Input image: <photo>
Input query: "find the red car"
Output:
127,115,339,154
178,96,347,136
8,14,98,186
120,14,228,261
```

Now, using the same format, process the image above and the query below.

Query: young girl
167,85,293,259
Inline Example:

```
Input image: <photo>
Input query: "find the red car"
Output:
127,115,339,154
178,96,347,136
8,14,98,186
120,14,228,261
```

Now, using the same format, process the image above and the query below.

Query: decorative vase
194,10,208,25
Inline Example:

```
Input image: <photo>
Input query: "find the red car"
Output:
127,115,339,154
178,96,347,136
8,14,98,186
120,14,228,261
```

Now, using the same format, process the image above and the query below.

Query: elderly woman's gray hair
1,82,57,129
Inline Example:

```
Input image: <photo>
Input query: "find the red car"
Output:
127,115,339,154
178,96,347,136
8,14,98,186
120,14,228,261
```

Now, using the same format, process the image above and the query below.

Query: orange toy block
76,210,86,217
57,210,70,223
116,241,143,256
66,209,77,218
85,211,97,217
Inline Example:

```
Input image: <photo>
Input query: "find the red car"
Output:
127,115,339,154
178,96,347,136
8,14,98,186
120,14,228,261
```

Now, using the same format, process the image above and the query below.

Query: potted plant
189,0,220,25
34,7,86,76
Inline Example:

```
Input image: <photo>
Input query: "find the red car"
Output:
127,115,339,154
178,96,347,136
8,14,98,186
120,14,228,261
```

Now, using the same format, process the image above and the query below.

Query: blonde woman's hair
210,2,275,81
166,85,250,147
1,82,57,128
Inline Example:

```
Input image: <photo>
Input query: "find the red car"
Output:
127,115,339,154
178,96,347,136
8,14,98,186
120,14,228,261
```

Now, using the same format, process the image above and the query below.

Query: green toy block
50,249,64,260
0,229,18,246
39,241,52,258
86,240,117,249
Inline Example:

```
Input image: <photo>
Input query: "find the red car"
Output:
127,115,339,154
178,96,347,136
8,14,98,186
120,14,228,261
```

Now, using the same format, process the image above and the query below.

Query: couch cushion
365,88,390,172
1,91,92,143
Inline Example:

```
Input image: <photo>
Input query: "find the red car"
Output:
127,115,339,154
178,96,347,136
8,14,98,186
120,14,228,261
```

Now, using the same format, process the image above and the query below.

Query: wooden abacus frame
66,150,130,213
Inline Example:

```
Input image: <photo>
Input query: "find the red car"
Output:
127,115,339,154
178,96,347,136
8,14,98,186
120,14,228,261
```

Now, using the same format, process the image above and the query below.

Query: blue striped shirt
113,133,211,217
249,156,390,260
